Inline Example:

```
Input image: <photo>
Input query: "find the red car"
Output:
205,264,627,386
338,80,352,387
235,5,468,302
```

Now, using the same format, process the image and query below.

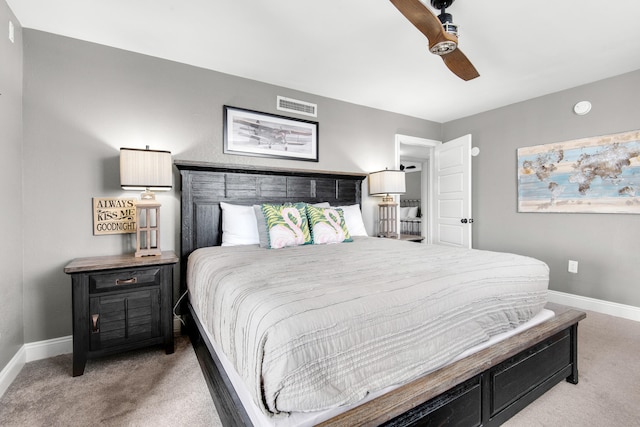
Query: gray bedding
187,237,548,417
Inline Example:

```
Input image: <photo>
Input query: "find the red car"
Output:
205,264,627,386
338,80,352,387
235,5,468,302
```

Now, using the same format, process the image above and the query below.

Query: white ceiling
7,0,640,122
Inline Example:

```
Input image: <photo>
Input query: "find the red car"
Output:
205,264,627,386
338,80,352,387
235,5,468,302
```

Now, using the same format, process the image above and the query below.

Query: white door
433,134,472,248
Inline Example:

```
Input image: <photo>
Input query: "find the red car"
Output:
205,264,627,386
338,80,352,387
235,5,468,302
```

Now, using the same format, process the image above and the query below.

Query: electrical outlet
9,20,14,43
173,317,183,336
568,260,578,274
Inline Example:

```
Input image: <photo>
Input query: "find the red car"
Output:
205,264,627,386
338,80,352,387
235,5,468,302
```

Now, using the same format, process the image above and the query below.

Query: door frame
433,134,473,248
395,134,441,243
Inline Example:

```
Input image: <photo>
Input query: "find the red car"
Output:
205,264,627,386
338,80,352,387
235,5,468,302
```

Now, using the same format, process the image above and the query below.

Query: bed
176,161,585,427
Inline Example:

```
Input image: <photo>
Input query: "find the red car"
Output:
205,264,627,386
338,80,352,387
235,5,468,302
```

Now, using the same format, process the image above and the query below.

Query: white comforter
187,237,548,417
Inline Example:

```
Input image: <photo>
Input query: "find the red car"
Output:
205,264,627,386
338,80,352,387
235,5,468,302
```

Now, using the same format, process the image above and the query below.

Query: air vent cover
277,96,317,118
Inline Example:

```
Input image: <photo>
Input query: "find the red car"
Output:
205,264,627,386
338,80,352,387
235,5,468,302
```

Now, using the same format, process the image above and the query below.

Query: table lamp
369,169,406,238
120,147,172,256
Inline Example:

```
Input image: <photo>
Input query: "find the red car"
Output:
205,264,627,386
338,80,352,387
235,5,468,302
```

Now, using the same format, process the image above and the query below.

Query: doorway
395,134,475,248
395,135,439,243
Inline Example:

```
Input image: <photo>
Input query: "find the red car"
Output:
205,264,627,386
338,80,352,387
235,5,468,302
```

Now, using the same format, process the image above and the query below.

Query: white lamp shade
120,148,172,191
368,169,406,195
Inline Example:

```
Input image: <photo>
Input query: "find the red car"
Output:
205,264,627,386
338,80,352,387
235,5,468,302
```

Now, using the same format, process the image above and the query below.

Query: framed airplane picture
223,105,319,162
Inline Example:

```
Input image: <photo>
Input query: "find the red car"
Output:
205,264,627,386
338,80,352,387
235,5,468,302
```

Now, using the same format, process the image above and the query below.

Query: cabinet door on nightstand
89,288,161,351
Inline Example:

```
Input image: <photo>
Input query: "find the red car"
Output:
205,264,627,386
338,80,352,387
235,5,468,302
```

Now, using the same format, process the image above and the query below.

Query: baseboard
24,335,73,363
0,346,26,398
1,320,183,395
548,290,640,322
19,323,187,361
0,335,72,399
0,321,186,398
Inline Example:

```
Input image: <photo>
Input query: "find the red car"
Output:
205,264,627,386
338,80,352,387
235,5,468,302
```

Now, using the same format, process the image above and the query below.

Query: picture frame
223,105,318,162
517,129,640,214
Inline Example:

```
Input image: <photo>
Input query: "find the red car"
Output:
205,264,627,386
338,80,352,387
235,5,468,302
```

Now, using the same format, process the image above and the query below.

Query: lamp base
381,195,395,203
377,202,399,239
135,248,162,257
135,200,162,257
140,188,156,200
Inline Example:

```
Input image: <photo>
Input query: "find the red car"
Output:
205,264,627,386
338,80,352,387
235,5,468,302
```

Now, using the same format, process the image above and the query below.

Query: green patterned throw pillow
261,203,312,249
306,205,352,245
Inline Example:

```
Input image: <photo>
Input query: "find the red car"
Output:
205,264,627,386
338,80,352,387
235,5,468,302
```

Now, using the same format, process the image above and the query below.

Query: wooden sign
93,198,137,235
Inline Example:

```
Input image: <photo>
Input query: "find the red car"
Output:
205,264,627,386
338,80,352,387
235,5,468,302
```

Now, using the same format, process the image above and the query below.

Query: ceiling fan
390,0,479,81
400,164,417,171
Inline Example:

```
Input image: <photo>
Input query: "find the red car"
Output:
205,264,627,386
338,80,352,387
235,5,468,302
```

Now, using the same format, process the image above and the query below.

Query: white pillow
400,207,411,219
220,202,259,246
335,204,368,237
408,206,419,218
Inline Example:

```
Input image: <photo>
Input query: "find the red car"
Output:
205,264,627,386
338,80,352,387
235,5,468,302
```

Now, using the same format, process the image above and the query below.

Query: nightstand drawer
89,267,161,293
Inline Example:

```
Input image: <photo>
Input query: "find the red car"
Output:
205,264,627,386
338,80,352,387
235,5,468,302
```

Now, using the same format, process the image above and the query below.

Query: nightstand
64,251,178,376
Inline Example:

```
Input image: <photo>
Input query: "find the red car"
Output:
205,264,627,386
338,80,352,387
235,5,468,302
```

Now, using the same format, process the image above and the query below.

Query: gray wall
443,70,640,307
21,30,441,343
6,23,639,375
402,171,422,200
0,1,24,370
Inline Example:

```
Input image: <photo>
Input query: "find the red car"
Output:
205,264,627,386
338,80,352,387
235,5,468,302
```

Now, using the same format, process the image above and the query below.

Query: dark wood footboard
379,323,575,426
187,302,585,427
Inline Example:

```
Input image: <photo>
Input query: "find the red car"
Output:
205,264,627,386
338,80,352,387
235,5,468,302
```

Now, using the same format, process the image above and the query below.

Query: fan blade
391,0,480,80
389,0,450,48
442,48,479,81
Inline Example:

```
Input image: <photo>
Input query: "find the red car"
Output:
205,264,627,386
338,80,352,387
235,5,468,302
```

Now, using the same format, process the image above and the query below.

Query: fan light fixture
430,40,457,55
431,4,459,54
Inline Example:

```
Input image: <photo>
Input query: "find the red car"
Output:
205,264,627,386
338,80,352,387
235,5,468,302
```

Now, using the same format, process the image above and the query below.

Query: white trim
0,325,192,397
0,346,26,398
0,336,72,398
395,134,441,244
548,290,640,322
24,335,72,362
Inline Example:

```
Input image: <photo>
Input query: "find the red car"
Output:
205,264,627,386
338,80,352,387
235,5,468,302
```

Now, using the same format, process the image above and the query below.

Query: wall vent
277,96,317,118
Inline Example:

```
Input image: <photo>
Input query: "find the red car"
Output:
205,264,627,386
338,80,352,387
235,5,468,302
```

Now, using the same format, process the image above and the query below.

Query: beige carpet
1,310,639,426
504,310,640,427
0,336,219,426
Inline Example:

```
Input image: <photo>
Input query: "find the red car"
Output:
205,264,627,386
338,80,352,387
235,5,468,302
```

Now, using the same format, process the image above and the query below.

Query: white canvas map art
518,130,640,214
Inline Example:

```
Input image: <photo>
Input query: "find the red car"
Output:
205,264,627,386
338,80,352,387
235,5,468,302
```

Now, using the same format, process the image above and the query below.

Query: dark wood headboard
175,161,366,289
